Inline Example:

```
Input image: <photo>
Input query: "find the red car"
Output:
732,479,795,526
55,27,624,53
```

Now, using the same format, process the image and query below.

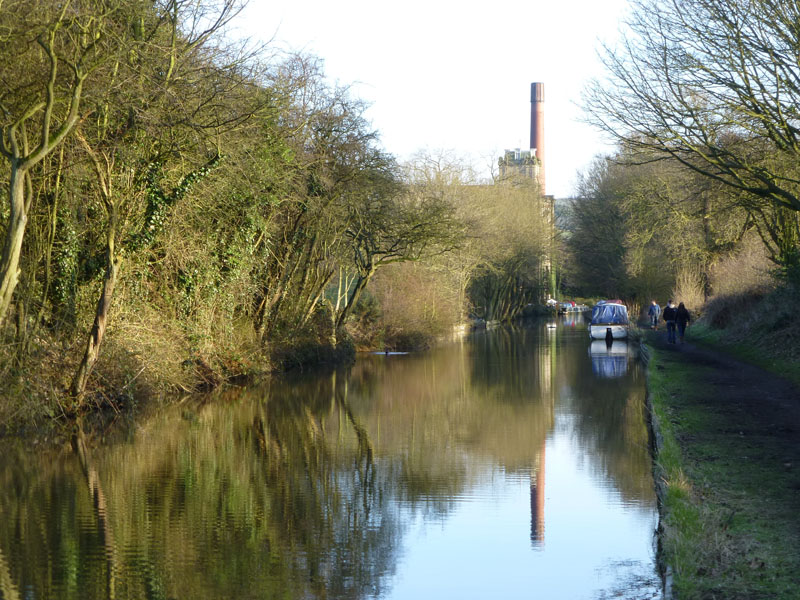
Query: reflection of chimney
530,82,545,195
530,439,546,546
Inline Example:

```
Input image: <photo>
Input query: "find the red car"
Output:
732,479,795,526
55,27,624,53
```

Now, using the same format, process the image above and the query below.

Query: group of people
647,299,691,344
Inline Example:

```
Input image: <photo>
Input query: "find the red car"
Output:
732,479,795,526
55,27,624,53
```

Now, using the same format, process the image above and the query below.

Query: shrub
710,232,774,297
702,288,768,330
699,281,800,361
671,267,706,312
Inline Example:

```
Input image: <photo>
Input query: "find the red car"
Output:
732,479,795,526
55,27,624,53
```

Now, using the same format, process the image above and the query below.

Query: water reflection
562,310,588,329
0,321,659,599
589,340,631,379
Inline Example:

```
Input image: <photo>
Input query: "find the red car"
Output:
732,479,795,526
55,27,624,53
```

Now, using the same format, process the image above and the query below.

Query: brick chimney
530,82,545,195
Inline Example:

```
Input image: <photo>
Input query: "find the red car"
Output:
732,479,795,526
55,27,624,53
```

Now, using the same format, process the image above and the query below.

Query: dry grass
699,283,800,365
699,236,800,361
701,288,768,329
95,302,194,394
671,267,706,312
692,231,800,361
0,340,76,429
0,279,269,431
367,262,463,350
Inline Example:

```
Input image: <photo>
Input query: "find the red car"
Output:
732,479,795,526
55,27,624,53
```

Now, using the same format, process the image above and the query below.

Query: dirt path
649,330,800,445
645,329,800,597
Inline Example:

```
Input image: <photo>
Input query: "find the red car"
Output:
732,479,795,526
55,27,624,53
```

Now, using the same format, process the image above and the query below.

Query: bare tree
334,170,464,331
68,0,261,400
0,1,117,329
584,0,800,269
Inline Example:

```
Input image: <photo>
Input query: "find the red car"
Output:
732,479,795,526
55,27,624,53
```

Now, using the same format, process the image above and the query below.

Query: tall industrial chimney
530,82,545,195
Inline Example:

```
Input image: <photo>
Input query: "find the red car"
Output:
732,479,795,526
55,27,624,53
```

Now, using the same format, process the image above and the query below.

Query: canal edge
638,340,675,600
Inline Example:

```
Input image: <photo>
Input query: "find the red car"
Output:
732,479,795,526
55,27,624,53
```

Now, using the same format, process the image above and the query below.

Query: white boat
588,300,629,340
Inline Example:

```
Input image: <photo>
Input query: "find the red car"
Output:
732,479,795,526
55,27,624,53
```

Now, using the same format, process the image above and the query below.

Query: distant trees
371,154,554,332
565,151,753,305
465,177,554,321
334,166,463,331
399,152,482,324
565,160,630,299
358,153,478,349
240,59,465,348
584,0,800,274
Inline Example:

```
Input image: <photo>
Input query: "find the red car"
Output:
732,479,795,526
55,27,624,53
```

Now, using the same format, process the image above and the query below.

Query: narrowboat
588,300,629,340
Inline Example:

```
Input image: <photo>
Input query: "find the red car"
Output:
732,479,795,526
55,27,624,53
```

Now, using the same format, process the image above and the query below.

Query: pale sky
235,0,630,198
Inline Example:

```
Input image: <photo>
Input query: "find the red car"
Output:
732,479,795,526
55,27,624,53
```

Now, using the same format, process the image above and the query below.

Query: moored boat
558,301,590,314
588,300,629,340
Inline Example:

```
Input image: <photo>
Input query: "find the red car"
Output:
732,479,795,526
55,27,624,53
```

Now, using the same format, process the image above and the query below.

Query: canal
0,315,661,600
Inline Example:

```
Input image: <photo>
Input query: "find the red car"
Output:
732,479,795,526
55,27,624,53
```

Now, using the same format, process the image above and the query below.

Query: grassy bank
689,281,800,387
645,335,800,599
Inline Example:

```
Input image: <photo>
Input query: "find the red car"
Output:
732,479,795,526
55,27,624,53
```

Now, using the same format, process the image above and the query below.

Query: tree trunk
327,299,338,347
258,252,303,342
335,266,374,331
299,269,334,329
0,169,28,329
776,207,800,274
486,279,504,322
27,161,63,354
254,211,307,340
70,209,121,400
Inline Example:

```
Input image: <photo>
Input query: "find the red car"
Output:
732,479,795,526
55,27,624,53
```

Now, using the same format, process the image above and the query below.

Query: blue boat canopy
591,302,629,325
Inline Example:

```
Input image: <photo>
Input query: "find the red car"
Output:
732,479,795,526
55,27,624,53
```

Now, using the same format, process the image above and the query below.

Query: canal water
0,315,661,600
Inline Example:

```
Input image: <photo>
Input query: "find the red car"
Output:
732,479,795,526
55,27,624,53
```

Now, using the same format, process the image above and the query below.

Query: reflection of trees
344,353,473,518
344,331,556,525
0,544,20,600
470,324,653,511
0,439,105,600
471,326,546,403
251,372,393,599
0,324,655,598
72,426,119,599
467,326,555,469
470,325,555,547
561,344,655,506
0,377,404,600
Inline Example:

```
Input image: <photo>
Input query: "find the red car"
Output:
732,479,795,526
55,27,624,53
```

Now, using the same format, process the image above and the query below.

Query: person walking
647,300,661,330
676,302,691,343
663,300,677,343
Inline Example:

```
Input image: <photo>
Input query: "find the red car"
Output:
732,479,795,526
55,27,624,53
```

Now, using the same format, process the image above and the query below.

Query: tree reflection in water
0,322,655,599
0,374,405,600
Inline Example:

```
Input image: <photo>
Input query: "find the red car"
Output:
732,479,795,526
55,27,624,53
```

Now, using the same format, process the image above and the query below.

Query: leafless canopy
585,0,800,212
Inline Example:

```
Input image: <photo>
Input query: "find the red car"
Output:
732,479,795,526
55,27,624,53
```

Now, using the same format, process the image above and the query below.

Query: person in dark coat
675,302,691,343
662,300,677,343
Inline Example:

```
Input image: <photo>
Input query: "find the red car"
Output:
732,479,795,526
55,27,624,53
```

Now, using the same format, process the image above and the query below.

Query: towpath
645,329,800,597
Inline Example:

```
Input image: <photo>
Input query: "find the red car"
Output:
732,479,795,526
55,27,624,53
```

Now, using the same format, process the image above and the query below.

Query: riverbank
644,329,800,599
0,316,463,437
